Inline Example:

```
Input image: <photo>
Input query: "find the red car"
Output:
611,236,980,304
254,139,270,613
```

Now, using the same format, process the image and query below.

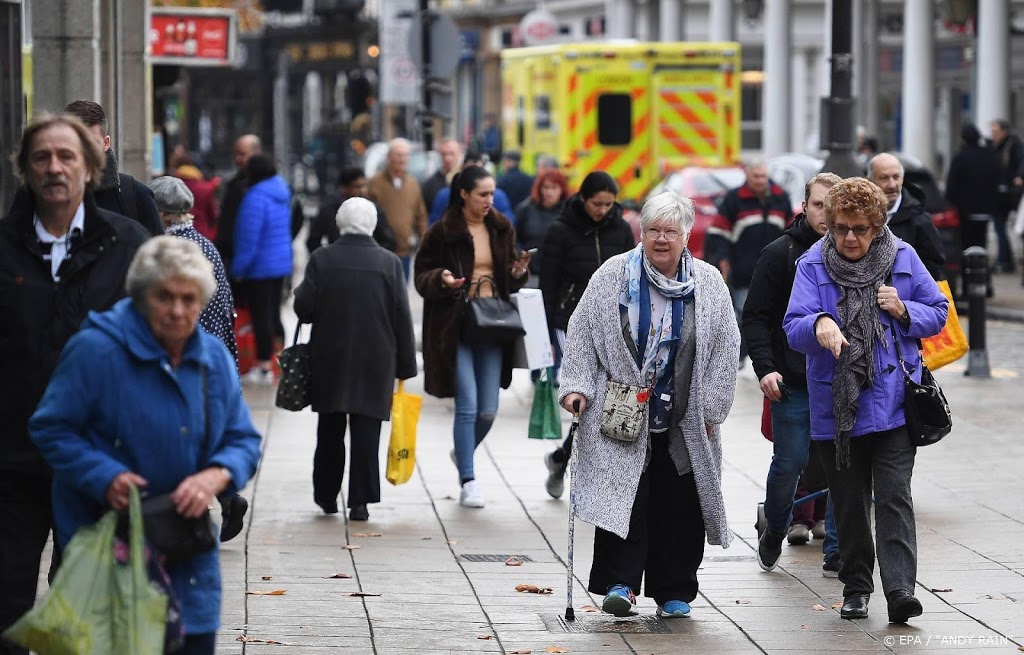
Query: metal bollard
962,246,990,378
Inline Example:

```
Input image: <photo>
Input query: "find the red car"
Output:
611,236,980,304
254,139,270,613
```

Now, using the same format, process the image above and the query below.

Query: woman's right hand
561,393,587,415
105,471,148,510
441,269,466,289
815,316,850,359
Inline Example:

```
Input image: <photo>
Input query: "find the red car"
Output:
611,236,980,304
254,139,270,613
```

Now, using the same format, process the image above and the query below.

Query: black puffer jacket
888,184,945,280
741,213,821,388
0,193,149,477
514,199,563,276
539,195,635,331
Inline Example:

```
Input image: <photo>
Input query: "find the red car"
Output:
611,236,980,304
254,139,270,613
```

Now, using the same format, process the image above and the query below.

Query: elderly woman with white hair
30,236,263,655
294,197,417,522
558,191,740,620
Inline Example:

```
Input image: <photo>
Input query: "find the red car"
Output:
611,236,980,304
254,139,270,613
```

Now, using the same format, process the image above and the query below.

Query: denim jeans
764,387,811,535
400,256,411,282
822,493,839,560
732,286,749,360
454,341,503,482
992,214,1015,269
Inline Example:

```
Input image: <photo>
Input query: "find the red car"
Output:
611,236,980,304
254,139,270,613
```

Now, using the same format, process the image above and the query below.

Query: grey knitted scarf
820,227,898,468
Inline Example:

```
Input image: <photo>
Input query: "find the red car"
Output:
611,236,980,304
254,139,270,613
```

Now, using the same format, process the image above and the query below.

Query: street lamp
822,0,861,178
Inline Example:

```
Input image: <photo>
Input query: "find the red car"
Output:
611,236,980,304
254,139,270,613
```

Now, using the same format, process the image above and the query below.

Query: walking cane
564,399,581,621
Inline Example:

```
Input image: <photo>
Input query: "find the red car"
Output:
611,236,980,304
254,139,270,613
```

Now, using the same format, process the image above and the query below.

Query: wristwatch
900,307,910,322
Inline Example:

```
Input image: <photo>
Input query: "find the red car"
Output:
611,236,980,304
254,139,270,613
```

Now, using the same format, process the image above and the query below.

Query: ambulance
501,41,741,201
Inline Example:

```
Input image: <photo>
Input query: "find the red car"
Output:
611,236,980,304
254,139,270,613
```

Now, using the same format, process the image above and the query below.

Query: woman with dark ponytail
415,166,532,508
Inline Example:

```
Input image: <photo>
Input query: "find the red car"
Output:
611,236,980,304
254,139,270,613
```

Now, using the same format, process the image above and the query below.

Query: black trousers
588,435,706,605
177,632,216,655
0,474,54,655
313,413,383,509
818,427,918,599
244,277,285,361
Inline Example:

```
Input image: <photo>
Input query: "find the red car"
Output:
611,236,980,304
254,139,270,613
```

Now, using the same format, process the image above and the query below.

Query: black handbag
117,370,219,561
275,323,311,411
461,276,525,345
890,319,953,447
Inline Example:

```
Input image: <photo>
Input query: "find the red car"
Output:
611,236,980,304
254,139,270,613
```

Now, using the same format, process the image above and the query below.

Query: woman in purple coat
783,177,947,625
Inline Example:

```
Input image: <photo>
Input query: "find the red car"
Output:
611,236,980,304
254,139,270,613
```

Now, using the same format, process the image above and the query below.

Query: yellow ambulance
501,41,741,201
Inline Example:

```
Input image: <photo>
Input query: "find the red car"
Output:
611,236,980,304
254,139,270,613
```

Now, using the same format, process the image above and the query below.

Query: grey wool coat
293,234,418,420
558,252,740,544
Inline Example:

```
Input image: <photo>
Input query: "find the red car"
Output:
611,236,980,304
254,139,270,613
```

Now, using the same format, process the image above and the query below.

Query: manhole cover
460,554,535,563
541,613,670,634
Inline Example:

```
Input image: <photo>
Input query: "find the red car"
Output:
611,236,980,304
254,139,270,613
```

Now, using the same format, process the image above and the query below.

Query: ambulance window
597,94,631,146
536,96,551,130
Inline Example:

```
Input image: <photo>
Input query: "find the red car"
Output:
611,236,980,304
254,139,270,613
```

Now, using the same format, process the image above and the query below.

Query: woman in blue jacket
784,178,947,625
232,153,294,384
31,237,263,655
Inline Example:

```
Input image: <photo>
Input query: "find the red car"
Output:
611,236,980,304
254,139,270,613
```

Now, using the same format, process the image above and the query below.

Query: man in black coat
497,150,535,211
990,119,1024,273
307,167,397,253
867,153,945,280
8,100,163,237
0,114,149,653
421,138,463,211
742,172,841,576
946,124,1002,251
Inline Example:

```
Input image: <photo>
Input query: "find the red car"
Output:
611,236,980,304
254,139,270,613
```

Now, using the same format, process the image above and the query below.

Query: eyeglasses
832,224,873,237
644,229,682,242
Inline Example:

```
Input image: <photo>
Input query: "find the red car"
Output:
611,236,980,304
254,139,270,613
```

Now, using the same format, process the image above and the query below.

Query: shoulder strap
117,173,139,219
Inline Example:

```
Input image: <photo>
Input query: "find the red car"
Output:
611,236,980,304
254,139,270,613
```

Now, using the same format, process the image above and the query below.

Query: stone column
659,0,681,42
858,0,880,139
113,0,150,178
791,48,809,152
762,0,791,156
975,0,1010,130
32,0,101,115
606,0,634,39
901,0,935,171
708,0,734,42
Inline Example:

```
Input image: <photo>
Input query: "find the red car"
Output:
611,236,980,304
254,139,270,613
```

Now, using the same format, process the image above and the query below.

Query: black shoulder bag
276,323,312,411
889,318,953,447
117,370,218,561
460,276,526,345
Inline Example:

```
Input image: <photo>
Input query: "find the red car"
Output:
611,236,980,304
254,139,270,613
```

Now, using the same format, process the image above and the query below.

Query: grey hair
866,152,904,179
336,197,378,237
163,212,195,225
388,137,411,154
744,156,768,171
126,236,216,309
639,191,695,234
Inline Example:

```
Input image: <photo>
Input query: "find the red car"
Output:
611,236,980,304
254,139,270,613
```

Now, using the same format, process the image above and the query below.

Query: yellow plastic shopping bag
387,380,422,485
921,280,968,370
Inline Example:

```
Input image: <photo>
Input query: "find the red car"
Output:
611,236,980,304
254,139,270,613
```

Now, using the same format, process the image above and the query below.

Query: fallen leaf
1017,646,1024,652
734,599,751,605
261,575,273,581
477,635,493,640
443,495,455,500
509,650,532,654
811,604,827,611
343,544,361,550
353,532,383,538
831,602,843,610
245,590,286,596
325,573,352,579
579,605,600,613
235,636,284,644
800,624,810,630
515,584,554,595
447,539,459,545
930,588,952,593
505,557,524,566
984,593,1008,600
347,592,381,597
421,537,433,540
545,648,569,654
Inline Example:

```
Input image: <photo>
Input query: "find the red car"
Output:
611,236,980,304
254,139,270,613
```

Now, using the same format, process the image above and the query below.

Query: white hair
126,236,216,308
639,191,695,234
388,137,411,154
744,156,768,171
336,197,378,237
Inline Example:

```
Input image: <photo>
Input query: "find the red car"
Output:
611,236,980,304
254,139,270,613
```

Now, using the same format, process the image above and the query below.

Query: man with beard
0,113,148,654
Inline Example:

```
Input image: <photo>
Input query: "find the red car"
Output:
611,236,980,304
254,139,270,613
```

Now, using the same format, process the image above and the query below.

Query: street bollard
962,246,990,378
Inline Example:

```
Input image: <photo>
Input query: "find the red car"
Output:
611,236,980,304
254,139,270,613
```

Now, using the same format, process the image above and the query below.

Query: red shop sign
151,9,236,66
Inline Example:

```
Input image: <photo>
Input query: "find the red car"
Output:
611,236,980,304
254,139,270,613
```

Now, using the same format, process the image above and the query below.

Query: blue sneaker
656,600,691,618
601,584,636,617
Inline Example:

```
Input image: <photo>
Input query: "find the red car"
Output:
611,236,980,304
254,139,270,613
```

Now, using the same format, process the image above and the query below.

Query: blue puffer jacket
30,298,263,635
783,239,948,441
231,175,294,280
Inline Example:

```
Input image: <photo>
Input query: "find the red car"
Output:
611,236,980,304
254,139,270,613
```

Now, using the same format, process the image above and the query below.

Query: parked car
645,166,746,259
767,153,825,213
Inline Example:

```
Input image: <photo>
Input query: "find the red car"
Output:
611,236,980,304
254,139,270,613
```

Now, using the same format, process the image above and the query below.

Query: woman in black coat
293,197,417,522
514,169,571,286
538,171,636,499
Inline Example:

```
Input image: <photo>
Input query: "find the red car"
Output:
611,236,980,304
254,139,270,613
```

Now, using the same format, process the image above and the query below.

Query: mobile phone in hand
524,247,538,256
777,380,791,402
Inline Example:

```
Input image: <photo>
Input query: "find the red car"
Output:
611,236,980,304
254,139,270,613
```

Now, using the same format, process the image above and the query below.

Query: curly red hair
824,177,889,229
529,169,570,206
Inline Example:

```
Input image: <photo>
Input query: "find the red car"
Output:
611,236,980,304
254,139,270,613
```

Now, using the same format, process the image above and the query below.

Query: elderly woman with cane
558,191,740,619
784,177,947,623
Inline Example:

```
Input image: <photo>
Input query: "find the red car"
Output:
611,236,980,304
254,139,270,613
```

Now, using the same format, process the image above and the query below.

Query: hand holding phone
777,380,791,402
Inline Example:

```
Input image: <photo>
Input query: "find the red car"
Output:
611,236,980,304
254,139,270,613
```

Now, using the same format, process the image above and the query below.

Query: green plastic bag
4,486,168,655
529,368,563,440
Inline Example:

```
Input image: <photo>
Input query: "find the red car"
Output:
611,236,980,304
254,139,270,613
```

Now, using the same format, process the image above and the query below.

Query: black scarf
820,226,898,468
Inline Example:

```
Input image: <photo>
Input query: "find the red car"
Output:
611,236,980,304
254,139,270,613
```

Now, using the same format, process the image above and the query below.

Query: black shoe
822,555,843,578
887,590,923,623
840,593,870,619
756,530,784,571
349,504,369,521
315,497,339,515
220,495,248,542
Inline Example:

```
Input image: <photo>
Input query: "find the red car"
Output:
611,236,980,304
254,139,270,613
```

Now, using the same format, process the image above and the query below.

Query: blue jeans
764,387,811,535
822,493,839,560
454,341,503,482
732,286,749,360
400,256,411,282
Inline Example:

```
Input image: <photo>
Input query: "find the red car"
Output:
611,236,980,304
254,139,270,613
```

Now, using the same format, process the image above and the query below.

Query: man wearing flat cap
497,150,535,211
